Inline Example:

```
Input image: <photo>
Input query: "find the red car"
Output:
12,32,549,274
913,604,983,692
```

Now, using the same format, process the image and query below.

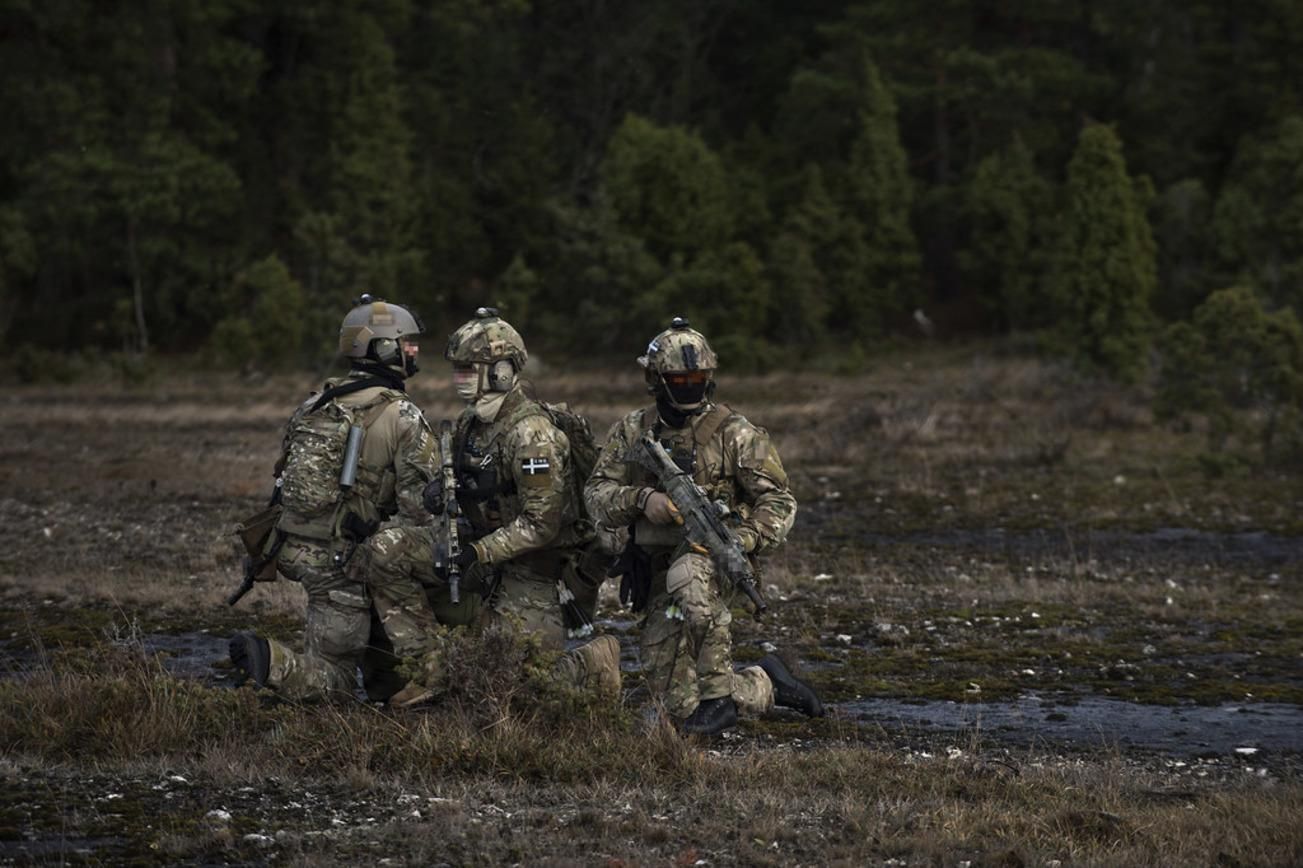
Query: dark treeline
1,0,1301,373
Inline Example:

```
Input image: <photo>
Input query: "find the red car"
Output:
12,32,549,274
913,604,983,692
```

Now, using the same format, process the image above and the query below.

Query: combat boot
228,632,270,688
757,653,824,717
681,696,738,735
388,682,435,708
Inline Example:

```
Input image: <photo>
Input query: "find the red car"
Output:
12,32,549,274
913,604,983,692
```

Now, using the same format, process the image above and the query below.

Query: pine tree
841,56,920,339
963,135,1054,330
1044,124,1157,381
1212,116,1303,314
299,10,420,313
600,115,733,262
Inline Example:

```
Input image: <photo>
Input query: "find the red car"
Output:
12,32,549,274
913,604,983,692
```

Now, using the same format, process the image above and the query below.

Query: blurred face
452,362,480,402
399,337,420,376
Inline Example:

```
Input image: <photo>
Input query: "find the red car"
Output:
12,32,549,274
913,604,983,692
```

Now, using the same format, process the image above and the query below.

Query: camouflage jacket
584,402,797,555
277,371,437,539
454,384,585,565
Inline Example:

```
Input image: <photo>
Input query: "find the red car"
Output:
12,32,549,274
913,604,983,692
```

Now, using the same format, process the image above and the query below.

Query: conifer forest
2,0,1301,375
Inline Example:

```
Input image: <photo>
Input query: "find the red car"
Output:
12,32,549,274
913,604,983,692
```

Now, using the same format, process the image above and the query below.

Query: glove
422,479,444,515
643,492,682,526
453,545,479,570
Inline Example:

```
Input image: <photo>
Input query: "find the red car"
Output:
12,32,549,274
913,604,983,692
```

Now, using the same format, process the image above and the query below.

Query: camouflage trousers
265,538,369,702
266,531,481,703
639,551,774,719
366,530,618,697
358,524,482,701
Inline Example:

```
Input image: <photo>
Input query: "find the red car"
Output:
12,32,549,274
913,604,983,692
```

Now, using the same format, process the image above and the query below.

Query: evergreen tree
962,135,1054,330
1157,285,1303,460
768,164,867,349
601,115,734,262
840,56,920,338
1044,124,1157,381
1152,178,1215,319
1212,116,1303,313
290,8,420,328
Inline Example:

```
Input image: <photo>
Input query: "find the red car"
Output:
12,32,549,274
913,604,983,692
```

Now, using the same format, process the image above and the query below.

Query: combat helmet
638,317,718,411
446,307,527,396
339,294,425,377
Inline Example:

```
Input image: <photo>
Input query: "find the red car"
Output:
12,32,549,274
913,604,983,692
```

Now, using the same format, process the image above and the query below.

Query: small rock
836,634,853,645
243,834,274,848
206,810,232,823
1234,747,1258,756
813,573,833,582
760,641,778,653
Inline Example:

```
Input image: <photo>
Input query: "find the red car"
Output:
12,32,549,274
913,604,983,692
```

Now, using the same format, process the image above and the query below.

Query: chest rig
633,403,737,500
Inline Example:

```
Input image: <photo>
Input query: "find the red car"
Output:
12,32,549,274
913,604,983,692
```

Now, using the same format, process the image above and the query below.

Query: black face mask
655,393,696,429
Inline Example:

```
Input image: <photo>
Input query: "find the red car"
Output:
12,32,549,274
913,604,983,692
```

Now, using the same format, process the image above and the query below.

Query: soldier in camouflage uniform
430,308,619,695
229,297,472,702
584,318,823,735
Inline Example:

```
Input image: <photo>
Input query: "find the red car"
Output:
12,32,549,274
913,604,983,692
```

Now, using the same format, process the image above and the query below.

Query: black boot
228,632,270,688
758,654,824,717
681,696,738,735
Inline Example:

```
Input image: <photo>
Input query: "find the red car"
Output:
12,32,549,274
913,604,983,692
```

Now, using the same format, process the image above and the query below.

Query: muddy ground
1,348,1300,865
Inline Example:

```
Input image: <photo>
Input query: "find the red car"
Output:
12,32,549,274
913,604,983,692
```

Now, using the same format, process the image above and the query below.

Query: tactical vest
453,396,591,547
629,402,739,549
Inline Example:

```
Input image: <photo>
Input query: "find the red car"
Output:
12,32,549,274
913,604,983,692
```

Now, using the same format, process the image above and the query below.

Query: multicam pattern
266,372,445,701
584,400,795,718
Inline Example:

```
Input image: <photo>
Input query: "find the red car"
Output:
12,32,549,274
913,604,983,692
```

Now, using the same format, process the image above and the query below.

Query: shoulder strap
503,397,550,431
308,377,405,414
693,403,734,446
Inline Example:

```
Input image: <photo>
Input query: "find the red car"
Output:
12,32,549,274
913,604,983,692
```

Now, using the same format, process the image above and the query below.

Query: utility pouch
236,504,284,581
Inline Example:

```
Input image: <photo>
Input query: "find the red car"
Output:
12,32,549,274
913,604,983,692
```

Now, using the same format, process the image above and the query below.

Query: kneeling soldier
585,318,823,734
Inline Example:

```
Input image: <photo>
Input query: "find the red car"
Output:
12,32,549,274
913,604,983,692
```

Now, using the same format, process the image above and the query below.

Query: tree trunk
127,216,150,353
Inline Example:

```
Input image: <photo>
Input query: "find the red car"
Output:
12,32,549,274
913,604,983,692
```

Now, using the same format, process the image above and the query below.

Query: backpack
279,390,398,524
539,402,600,494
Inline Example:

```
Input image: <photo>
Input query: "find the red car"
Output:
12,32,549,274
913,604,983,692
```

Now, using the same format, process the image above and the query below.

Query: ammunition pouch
236,503,285,582
560,544,611,629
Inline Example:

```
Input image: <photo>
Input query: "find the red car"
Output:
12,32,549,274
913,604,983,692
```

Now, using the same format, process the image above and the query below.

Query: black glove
453,546,478,570
422,479,444,515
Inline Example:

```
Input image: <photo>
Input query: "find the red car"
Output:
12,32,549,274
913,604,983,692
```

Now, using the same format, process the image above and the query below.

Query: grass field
1,344,1300,865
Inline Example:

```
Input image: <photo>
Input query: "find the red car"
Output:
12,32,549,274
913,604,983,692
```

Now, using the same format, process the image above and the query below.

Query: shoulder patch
520,455,552,488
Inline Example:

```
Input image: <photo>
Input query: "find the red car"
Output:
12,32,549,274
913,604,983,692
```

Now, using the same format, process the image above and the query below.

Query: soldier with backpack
228,296,471,702
420,308,618,696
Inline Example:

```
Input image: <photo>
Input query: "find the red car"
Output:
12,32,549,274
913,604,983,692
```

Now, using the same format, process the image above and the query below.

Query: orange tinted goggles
662,371,711,388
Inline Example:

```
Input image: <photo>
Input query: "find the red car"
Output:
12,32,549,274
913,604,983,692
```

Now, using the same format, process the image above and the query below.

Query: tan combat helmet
338,294,425,376
445,307,528,369
639,316,718,411
445,307,527,396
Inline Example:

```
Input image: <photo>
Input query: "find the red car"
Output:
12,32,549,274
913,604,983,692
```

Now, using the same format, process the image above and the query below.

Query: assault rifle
431,420,463,603
629,430,768,619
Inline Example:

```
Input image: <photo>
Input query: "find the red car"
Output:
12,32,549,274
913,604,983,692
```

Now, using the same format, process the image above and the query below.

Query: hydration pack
279,390,398,528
